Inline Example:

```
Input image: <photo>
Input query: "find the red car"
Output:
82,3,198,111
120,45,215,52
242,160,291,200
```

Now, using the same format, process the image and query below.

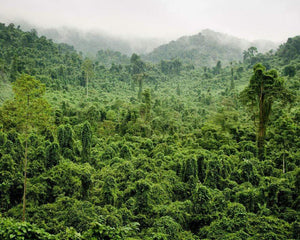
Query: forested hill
0,23,127,89
144,29,278,67
15,21,164,56
277,35,300,62
0,22,83,87
0,22,299,239
14,21,278,65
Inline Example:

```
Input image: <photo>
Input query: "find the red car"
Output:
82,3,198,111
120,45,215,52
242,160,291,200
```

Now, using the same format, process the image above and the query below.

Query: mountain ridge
11,20,166,56
143,29,279,67
11,20,278,64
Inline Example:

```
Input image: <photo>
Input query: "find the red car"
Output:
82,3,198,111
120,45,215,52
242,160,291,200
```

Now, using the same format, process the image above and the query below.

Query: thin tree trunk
138,76,143,101
230,66,234,90
86,75,89,98
258,84,265,161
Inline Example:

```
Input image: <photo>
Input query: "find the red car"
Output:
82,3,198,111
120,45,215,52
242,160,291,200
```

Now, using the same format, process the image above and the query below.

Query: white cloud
0,0,299,41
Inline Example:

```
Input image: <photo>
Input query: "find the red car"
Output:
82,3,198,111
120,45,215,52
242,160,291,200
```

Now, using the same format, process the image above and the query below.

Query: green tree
136,74,144,101
45,142,60,169
100,176,116,206
130,53,145,75
243,46,258,63
0,154,16,211
176,84,181,96
120,144,132,160
82,58,94,98
230,62,235,90
183,157,198,182
10,74,51,221
277,36,300,61
240,63,293,160
283,65,296,77
135,180,151,213
0,217,54,240
130,54,146,100
142,89,151,122
81,121,92,162
57,124,74,160
197,153,207,183
213,61,222,75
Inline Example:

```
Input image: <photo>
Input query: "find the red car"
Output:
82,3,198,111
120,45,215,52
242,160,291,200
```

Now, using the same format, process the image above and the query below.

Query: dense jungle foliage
0,22,299,239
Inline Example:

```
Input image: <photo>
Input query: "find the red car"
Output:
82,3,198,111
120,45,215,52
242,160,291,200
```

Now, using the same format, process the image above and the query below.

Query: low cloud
0,0,299,42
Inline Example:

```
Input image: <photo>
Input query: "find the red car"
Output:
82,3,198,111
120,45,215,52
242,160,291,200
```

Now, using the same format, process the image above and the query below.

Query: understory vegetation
0,23,299,239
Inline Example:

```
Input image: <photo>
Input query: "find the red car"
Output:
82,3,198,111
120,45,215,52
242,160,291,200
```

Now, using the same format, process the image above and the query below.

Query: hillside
144,29,278,67
15,21,165,56
0,23,299,239
277,35,300,62
0,22,83,89
15,21,278,65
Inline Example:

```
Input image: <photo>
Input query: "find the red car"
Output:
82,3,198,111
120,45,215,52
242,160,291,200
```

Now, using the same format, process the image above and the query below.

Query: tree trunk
258,84,265,161
138,75,143,101
86,75,89,98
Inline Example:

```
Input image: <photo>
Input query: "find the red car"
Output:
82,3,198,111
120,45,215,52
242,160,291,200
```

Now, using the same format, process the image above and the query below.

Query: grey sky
0,0,299,42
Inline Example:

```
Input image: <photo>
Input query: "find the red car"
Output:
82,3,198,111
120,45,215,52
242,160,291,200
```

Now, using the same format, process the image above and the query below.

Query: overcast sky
0,0,299,42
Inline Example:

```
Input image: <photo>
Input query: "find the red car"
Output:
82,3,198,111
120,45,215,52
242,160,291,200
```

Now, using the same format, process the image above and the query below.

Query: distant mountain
39,27,132,55
14,22,279,66
144,29,278,67
14,21,164,56
251,39,279,53
0,22,83,86
39,27,165,56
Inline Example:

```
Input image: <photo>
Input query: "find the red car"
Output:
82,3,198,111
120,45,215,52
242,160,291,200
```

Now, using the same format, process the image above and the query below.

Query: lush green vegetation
0,23,299,239
143,29,278,67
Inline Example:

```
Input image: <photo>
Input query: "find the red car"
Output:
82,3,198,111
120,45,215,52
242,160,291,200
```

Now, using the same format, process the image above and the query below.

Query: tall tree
130,54,146,101
243,46,258,63
230,62,235,90
57,124,74,160
142,89,151,122
130,53,145,75
82,58,94,98
213,60,222,75
240,63,293,160
10,74,51,221
81,121,92,162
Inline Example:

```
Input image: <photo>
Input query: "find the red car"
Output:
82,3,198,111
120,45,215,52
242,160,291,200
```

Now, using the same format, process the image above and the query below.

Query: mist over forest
13,20,279,61
0,2,299,239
